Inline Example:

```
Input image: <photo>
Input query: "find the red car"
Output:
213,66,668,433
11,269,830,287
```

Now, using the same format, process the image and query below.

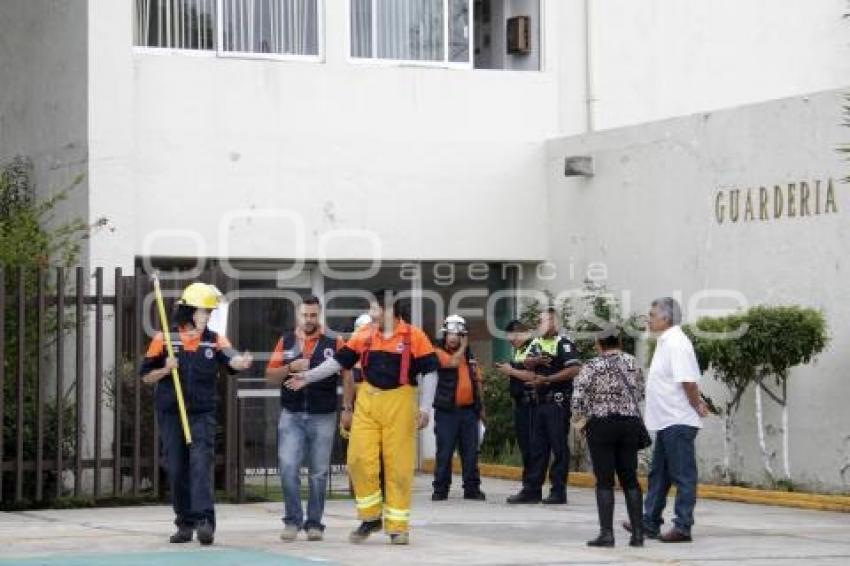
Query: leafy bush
684,305,828,483
0,156,90,506
685,306,827,415
479,368,518,464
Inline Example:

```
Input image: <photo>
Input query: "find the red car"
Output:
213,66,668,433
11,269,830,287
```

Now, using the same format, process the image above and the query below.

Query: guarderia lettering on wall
715,178,838,224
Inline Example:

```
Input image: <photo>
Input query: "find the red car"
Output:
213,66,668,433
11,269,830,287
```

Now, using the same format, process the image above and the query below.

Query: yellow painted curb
420,459,850,513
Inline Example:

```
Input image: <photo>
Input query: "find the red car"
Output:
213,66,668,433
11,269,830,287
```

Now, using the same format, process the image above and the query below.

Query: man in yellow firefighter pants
287,289,438,545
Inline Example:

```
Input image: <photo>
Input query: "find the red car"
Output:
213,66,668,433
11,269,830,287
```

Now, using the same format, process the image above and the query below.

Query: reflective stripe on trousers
347,382,417,533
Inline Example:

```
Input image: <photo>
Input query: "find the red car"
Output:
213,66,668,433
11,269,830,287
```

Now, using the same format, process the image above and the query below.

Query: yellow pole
153,274,192,445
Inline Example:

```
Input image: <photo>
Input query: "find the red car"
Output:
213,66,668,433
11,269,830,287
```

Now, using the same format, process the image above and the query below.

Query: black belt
540,390,570,404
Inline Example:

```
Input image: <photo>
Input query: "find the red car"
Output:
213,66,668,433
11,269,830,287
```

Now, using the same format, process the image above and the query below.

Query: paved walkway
1,475,848,565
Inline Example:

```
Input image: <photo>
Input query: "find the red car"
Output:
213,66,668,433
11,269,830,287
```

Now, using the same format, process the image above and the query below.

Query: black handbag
635,417,653,450
608,356,652,450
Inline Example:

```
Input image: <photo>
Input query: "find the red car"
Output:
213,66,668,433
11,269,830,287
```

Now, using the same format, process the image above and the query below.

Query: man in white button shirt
624,297,709,543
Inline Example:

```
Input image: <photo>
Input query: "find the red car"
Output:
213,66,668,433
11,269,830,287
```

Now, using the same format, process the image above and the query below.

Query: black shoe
623,520,658,540
431,491,448,501
542,492,567,505
587,488,615,547
587,529,615,547
623,487,645,547
463,490,486,501
169,526,193,544
196,521,214,546
349,519,382,544
506,491,542,504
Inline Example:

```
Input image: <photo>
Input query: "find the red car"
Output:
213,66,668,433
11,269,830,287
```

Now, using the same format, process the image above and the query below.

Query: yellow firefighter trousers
348,382,417,534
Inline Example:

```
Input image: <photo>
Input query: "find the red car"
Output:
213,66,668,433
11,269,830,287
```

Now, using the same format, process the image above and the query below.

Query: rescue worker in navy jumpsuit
141,283,252,546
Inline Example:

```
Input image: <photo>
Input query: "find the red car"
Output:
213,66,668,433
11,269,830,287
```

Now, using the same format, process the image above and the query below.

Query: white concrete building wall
4,0,846,274
589,0,850,130
85,0,594,272
545,89,850,491
0,0,89,237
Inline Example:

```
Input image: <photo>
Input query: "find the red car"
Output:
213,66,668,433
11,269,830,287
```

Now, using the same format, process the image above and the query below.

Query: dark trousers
644,424,699,535
159,410,217,530
525,399,570,496
433,406,481,494
586,415,641,490
512,399,535,488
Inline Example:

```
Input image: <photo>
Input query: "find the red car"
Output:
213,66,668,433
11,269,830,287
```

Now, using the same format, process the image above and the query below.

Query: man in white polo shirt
625,297,709,543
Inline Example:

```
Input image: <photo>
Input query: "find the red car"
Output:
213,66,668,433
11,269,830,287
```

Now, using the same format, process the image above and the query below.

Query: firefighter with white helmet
431,315,486,501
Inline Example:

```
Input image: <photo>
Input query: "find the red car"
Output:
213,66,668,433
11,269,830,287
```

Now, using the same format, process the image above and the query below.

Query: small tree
518,280,640,359
684,314,752,483
559,279,640,361
517,289,552,330
686,306,828,485
0,156,92,504
743,306,827,483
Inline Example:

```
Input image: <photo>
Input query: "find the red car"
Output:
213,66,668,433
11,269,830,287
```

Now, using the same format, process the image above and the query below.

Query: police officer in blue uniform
141,283,252,546
508,307,581,504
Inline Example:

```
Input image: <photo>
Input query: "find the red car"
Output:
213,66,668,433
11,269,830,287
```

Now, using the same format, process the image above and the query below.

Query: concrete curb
420,459,850,513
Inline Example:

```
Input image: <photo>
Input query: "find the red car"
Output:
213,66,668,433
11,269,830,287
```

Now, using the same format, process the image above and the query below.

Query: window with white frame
135,0,217,50
134,0,321,57
222,0,319,56
350,0,471,65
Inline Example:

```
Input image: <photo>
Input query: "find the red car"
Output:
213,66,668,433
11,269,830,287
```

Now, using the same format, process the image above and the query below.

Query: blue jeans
277,408,337,530
158,410,217,530
643,424,699,535
433,406,481,494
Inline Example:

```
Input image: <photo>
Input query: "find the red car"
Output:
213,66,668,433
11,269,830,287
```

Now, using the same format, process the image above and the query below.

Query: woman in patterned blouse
572,326,646,548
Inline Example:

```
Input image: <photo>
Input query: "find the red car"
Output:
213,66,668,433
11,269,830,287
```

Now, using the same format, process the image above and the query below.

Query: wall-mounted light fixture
564,156,595,177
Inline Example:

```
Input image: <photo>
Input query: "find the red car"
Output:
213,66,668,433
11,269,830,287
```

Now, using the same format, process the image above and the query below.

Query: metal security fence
235,386,350,502
0,265,311,507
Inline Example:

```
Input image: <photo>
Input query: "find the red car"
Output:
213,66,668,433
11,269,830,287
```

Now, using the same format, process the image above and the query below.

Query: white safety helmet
354,313,373,330
441,314,468,336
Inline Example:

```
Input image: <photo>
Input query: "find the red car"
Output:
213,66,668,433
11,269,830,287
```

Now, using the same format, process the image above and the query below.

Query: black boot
463,489,486,501
169,526,193,544
431,491,448,501
542,490,567,505
348,519,383,544
624,487,644,547
506,490,541,504
587,488,615,547
196,520,214,546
